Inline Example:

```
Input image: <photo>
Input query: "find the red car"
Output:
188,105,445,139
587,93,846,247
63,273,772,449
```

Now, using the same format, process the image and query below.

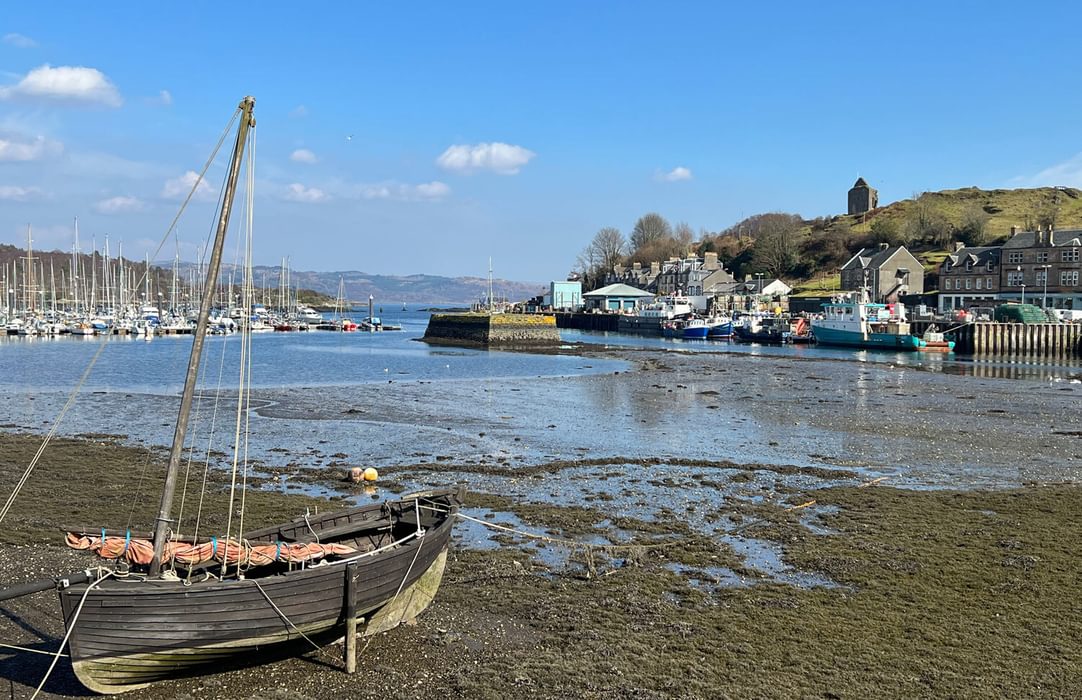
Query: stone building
937,244,1000,313
847,177,878,215
840,244,923,301
999,225,1082,309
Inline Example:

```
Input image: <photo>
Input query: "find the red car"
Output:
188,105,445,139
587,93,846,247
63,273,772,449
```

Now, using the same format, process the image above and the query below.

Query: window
1063,248,1080,263
986,277,994,289
976,278,982,290
987,260,995,271
1007,271,1023,286
1008,251,1024,264
965,278,972,290
965,260,973,271
1036,269,1048,286
1036,251,1049,263
1063,270,1080,286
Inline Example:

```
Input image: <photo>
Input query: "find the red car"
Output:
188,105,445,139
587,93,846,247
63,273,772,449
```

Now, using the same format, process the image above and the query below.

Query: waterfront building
544,281,583,310
998,225,1082,309
581,283,653,311
938,244,1000,313
840,244,924,302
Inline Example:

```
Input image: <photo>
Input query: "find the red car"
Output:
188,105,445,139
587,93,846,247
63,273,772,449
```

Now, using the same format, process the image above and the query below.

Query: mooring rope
0,340,108,525
251,579,340,663
0,642,68,657
30,569,114,700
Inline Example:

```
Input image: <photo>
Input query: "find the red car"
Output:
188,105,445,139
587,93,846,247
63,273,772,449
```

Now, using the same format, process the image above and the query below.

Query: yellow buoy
362,467,379,482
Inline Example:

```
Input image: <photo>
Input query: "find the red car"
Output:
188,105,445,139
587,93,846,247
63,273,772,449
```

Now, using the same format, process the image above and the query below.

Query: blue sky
2,2,1081,282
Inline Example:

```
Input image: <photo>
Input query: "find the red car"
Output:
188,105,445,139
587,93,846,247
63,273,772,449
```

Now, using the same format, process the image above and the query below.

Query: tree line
574,191,1068,292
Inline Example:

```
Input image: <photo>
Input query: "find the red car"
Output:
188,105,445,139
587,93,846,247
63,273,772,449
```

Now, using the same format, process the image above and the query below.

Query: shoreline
0,344,1080,697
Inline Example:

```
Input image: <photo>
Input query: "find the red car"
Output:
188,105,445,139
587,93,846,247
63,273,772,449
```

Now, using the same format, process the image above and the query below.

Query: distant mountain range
173,262,545,305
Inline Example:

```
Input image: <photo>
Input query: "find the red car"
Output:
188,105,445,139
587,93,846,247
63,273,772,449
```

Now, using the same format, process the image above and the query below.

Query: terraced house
1000,226,1082,309
938,244,1000,313
938,226,1082,312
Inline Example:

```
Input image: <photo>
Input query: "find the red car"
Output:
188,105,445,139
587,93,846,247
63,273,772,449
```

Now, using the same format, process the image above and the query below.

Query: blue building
545,281,583,310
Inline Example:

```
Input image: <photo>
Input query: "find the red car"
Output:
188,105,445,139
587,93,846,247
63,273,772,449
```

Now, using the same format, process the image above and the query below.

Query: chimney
650,261,660,275
632,262,641,270
954,241,965,252
613,264,624,275
879,242,889,251
1010,225,1018,236
703,251,719,270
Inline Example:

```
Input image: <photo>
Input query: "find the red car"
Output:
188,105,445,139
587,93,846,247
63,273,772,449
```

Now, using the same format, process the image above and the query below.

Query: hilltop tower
848,177,878,215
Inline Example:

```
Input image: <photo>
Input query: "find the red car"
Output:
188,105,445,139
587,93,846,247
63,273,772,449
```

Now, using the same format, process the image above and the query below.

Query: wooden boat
58,488,462,693
0,96,463,694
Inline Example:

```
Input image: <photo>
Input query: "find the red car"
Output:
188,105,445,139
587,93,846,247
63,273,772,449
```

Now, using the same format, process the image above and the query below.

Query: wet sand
0,345,1080,698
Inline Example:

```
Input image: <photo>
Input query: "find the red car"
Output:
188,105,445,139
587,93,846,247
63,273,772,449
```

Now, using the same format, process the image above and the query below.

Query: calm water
3,305,1079,580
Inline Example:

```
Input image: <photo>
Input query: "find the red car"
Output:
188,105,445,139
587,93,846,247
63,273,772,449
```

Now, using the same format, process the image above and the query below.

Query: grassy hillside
762,186,1082,289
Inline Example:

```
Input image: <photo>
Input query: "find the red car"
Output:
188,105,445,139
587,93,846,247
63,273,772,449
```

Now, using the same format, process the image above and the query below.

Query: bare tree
589,226,626,274
673,221,694,255
958,204,990,246
630,212,672,252
751,215,802,277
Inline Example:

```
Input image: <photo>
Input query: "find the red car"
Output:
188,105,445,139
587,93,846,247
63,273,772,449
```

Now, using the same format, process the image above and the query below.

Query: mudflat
0,346,1080,698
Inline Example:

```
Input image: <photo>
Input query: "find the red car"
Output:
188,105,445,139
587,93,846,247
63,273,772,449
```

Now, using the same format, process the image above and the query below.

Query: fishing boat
811,289,929,350
733,314,790,344
0,96,463,694
706,317,734,339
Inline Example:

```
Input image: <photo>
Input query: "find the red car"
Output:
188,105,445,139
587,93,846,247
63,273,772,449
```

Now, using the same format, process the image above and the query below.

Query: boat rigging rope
224,126,257,580
29,569,114,700
0,340,108,525
128,108,239,302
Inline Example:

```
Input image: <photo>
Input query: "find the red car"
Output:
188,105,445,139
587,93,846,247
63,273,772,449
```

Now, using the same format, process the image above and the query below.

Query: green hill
704,186,1082,287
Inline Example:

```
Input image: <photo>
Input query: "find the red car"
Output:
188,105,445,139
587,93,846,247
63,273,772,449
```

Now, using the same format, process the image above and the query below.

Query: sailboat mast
149,96,256,576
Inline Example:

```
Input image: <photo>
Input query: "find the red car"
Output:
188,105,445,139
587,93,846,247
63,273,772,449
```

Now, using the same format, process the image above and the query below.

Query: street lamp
1038,264,1051,308
1016,265,1025,305
755,272,764,310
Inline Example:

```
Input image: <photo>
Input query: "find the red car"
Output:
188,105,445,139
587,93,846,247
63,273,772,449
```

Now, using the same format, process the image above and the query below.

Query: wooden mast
149,96,256,576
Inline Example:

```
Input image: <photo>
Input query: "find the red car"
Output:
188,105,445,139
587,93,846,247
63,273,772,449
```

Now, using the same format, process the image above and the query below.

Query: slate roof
944,246,999,269
840,246,908,271
1002,228,1082,248
852,177,871,189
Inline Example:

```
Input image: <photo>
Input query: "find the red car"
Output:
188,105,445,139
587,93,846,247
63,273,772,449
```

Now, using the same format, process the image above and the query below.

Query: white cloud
161,170,215,201
290,148,317,164
289,105,308,119
0,185,44,201
414,181,451,199
0,64,122,107
94,195,144,214
1010,152,1082,189
0,133,63,161
282,183,329,203
436,142,535,175
352,180,450,201
657,166,693,182
157,89,172,106
2,33,37,48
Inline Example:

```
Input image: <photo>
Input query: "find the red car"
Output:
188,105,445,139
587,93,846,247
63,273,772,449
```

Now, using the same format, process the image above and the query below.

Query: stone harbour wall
423,312,560,345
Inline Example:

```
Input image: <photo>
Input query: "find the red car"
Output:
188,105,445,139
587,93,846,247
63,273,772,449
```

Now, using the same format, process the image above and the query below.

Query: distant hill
174,262,544,305
1,244,543,306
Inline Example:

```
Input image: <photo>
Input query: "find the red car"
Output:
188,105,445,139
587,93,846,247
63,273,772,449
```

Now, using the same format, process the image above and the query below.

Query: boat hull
811,325,923,350
59,496,457,694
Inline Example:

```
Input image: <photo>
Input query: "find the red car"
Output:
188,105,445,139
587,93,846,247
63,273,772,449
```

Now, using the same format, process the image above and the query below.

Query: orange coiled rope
65,533,355,566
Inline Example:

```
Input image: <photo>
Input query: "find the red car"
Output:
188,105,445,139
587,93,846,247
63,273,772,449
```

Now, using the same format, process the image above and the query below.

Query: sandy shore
0,345,1080,698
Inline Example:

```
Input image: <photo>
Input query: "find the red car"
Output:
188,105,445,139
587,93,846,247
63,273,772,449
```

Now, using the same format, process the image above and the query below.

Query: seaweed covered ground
0,432,1080,699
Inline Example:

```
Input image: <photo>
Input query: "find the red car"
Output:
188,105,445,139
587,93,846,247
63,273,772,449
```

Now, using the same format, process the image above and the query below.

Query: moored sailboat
0,96,463,694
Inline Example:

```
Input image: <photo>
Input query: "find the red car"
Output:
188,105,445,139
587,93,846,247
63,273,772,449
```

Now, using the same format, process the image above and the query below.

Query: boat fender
121,529,132,558
275,541,282,562
211,536,218,557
